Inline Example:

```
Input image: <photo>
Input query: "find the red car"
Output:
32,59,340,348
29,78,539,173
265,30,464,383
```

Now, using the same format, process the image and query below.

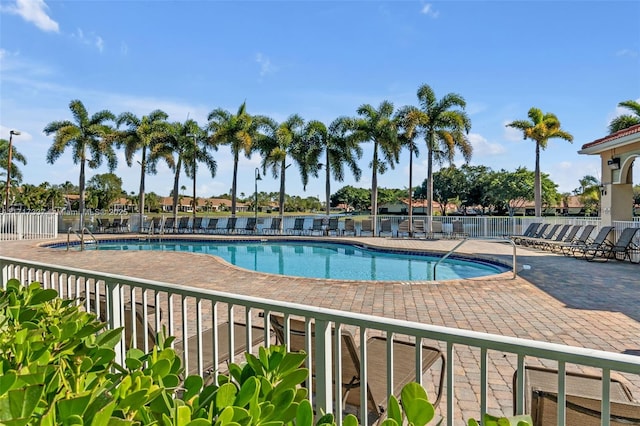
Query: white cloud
71,28,105,53
468,133,506,156
420,3,439,18
3,0,59,33
255,53,276,77
615,48,638,58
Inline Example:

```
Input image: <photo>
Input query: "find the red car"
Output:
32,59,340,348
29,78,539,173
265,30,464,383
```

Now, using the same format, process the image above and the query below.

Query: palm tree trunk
139,147,146,233
279,161,286,231
371,142,378,236
535,142,541,217
325,149,331,216
172,157,181,231
427,143,433,233
231,152,239,216
408,147,413,237
79,157,86,230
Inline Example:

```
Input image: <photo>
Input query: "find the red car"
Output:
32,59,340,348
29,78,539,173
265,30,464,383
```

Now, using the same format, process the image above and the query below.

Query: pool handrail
433,237,517,280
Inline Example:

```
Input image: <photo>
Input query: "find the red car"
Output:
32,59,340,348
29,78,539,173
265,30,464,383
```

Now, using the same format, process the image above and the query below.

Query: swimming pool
67,239,507,281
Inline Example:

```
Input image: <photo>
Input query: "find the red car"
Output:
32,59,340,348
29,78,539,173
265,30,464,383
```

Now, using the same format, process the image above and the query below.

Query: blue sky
1,0,639,202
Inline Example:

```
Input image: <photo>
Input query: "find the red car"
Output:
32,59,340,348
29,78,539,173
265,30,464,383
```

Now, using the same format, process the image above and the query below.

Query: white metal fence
0,213,58,241
2,256,638,426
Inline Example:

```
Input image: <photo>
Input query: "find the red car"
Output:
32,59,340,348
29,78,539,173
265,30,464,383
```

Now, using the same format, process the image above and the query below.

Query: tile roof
580,123,640,150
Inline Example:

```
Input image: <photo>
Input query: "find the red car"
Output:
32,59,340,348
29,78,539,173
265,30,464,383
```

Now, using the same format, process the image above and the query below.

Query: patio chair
509,222,541,244
204,218,219,234
107,218,122,233
96,218,109,233
162,217,175,233
558,225,596,255
571,226,615,259
147,216,163,234
327,217,340,236
224,217,238,234
526,224,570,250
343,218,356,236
360,219,373,236
308,218,324,236
584,227,640,263
513,366,639,426
240,217,257,234
515,223,550,246
192,217,203,233
288,218,306,235
413,220,427,238
427,220,445,239
177,216,190,233
378,219,393,237
540,224,580,251
397,220,410,237
264,217,282,235
119,218,129,233
269,315,445,422
175,321,267,377
451,220,468,239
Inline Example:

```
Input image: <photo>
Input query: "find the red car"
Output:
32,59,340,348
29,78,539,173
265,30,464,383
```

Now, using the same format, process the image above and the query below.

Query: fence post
105,279,125,365
314,318,333,417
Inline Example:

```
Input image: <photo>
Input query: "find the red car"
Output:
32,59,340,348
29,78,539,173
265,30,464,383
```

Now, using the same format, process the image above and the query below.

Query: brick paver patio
1,235,638,422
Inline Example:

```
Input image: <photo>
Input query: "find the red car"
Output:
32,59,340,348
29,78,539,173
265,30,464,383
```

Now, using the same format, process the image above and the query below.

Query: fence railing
0,213,58,241
1,256,638,426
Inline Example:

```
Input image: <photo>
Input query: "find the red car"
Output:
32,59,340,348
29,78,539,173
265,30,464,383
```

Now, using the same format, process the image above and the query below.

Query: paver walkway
1,235,638,423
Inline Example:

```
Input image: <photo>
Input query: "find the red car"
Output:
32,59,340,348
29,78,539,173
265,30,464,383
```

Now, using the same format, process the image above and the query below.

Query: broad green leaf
295,399,313,426
380,420,399,426
386,395,402,424
125,357,143,371
183,375,204,402
7,384,43,419
234,376,258,407
403,397,434,426
277,352,307,374
58,393,91,418
95,328,124,348
272,369,308,396
89,400,116,426
343,414,359,426
216,383,238,408
29,289,58,305
0,371,17,396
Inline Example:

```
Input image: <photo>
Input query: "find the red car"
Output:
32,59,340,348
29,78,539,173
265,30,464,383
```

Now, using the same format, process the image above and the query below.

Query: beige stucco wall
596,140,639,225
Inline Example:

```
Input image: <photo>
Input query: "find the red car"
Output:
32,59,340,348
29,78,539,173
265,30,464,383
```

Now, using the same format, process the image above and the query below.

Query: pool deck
1,234,639,421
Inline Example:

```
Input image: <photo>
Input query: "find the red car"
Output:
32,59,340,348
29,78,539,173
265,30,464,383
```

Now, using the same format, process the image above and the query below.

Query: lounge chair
106,218,122,233
378,219,393,237
513,366,639,426
192,217,203,233
96,218,109,233
270,315,445,422
525,224,569,250
570,226,615,259
162,217,175,233
427,220,445,239
224,217,238,234
413,220,427,238
204,218,219,234
360,219,373,236
327,218,340,236
308,218,324,236
288,218,306,235
451,220,468,239
540,224,580,251
584,227,640,263
397,220,410,237
177,216,190,233
343,218,356,236
519,224,561,248
509,222,541,244
175,321,267,377
264,217,282,235
557,225,596,255
240,217,257,234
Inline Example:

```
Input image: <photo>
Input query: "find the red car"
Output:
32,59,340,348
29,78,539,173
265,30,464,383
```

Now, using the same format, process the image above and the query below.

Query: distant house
378,199,458,215
158,196,248,213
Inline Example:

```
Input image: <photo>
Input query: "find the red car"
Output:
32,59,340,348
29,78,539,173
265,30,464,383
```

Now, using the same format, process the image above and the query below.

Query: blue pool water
78,240,507,281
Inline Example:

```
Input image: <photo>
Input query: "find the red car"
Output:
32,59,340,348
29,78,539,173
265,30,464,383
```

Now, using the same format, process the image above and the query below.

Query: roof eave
578,131,640,155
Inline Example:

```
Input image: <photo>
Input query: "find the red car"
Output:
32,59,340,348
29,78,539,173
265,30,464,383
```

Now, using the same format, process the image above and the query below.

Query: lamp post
254,168,261,232
5,130,21,212
189,134,197,233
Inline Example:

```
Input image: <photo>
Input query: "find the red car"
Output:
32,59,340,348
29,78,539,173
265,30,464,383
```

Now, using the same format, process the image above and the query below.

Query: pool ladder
433,237,517,280
67,227,98,251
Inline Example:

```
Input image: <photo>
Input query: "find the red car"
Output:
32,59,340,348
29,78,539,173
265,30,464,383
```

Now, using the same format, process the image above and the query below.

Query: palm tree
113,109,169,230
507,107,573,217
44,99,116,229
151,119,201,226
207,102,268,216
395,106,424,236
257,114,309,230
183,125,217,227
609,100,640,134
351,101,400,235
416,84,472,231
305,117,363,216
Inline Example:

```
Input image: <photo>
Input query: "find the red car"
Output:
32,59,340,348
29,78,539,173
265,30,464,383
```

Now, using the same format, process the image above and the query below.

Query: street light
254,168,261,232
5,130,21,212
